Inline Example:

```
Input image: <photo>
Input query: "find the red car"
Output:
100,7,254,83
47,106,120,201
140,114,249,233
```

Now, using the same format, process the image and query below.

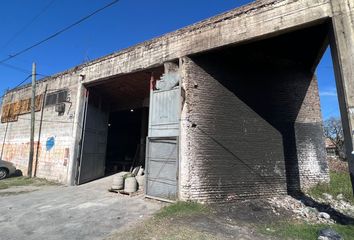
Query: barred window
45,90,68,107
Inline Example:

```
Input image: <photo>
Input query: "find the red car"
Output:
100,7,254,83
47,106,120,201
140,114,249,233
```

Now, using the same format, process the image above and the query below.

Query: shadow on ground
10,169,23,178
212,199,292,226
293,192,354,225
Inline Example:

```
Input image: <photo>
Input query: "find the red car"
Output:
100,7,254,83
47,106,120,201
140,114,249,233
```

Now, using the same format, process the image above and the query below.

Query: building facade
1,0,354,202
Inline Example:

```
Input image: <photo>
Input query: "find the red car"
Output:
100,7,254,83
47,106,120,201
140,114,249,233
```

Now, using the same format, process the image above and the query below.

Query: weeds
155,201,208,219
260,222,354,240
0,176,59,190
308,171,354,204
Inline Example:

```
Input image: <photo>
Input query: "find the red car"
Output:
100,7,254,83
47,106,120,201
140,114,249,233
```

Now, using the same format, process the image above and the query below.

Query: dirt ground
105,196,354,240
0,176,162,240
1,174,352,240
105,199,288,240
213,199,292,225
106,213,274,240
0,176,282,240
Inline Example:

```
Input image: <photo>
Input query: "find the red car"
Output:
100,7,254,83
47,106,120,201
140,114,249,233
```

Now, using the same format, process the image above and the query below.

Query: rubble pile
268,196,334,224
315,193,354,217
268,193,354,224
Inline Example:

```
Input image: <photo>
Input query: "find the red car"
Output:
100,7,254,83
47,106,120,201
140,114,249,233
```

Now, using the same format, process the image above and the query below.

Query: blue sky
0,0,339,119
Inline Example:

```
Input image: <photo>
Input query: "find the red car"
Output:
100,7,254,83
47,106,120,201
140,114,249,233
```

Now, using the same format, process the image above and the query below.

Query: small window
58,91,68,103
45,90,68,107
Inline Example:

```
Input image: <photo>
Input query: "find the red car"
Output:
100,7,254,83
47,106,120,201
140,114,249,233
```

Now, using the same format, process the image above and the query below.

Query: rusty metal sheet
1,94,43,123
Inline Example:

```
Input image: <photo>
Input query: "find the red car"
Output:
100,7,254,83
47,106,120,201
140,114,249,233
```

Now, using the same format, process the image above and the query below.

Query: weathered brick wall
295,75,329,190
0,73,79,183
180,57,286,202
180,49,327,202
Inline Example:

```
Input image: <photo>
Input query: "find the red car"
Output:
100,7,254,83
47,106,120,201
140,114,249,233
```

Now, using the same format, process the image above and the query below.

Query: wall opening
105,107,148,175
77,67,164,184
316,46,345,164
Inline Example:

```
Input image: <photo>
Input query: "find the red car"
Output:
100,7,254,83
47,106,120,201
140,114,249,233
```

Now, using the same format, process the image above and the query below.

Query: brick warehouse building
1,0,353,202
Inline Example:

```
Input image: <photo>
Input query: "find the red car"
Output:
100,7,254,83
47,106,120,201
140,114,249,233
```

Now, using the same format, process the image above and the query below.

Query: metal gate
146,137,178,201
146,70,181,201
77,91,109,184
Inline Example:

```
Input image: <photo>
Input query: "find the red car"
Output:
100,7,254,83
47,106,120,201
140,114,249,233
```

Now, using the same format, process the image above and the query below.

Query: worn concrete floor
0,176,162,240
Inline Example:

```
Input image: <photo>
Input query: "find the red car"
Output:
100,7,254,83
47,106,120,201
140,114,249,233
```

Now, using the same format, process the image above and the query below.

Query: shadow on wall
187,23,329,198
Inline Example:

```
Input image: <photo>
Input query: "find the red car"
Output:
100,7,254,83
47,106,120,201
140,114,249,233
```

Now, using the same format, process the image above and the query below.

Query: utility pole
28,62,36,177
34,84,47,177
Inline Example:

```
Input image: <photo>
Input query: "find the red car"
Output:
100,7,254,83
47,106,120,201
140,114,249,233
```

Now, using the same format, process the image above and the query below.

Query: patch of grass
0,190,39,196
308,171,354,204
260,222,354,240
0,176,59,190
155,201,208,219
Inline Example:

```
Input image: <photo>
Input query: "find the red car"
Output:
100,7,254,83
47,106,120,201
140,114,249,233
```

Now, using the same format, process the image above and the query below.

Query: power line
1,0,57,50
0,74,33,100
37,73,49,78
0,71,65,101
13,75,32,89
0,61,49,85
0,62,31,74
0,0,120,64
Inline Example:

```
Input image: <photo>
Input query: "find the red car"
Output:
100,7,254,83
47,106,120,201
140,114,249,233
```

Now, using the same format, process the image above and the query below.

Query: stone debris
314,194,354,218
318,212,331,219
336,194,343,200
268,196,334,224
322,193,333,201
267,194,354,224
318,228,343,240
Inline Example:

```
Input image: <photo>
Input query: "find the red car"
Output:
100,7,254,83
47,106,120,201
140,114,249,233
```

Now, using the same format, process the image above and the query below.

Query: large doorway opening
105,108,148,174
77,67,164,184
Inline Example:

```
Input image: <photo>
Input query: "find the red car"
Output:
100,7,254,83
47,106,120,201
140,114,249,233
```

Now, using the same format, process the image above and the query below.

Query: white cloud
320,91,337,97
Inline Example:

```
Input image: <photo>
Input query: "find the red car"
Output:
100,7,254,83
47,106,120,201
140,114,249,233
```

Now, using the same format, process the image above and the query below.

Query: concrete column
295,75,329,191
330,0,354,192
67,82,86,185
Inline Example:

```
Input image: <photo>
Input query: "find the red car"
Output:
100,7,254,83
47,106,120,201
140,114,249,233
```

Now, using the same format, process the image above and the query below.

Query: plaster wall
0,74,79,183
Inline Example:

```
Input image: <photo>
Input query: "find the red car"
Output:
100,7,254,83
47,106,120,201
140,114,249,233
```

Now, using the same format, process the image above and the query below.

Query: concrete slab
0,176,162,240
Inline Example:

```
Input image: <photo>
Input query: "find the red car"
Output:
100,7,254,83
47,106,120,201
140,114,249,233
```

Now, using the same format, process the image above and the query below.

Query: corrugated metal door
149,88,180,137
146,137,178,201
146,71,181,201
78,92,109,184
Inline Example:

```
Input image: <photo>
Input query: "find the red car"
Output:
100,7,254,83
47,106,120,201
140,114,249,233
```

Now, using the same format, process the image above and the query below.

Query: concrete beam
80,0,332,84
329,0,354,193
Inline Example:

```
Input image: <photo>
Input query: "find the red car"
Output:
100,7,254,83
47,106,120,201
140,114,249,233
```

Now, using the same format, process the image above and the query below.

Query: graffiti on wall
46,137,55,151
